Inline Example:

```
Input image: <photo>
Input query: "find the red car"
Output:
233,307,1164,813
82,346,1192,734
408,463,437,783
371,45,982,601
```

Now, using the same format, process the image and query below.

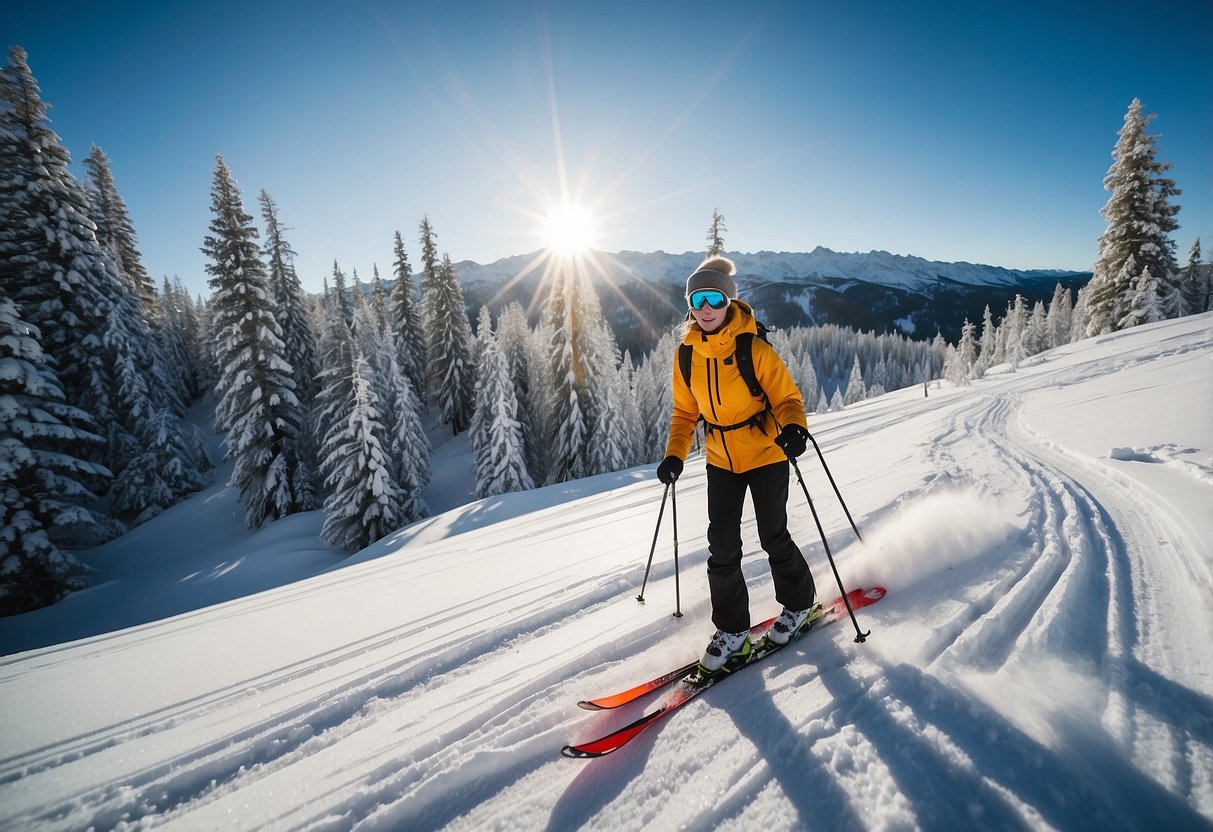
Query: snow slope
1,315,1211,831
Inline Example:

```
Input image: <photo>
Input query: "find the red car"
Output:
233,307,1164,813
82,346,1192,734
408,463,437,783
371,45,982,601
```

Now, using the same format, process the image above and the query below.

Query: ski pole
789,457,869,642
671,481,682,618
771,412,869,642
636,482,670,605
807,430,863,544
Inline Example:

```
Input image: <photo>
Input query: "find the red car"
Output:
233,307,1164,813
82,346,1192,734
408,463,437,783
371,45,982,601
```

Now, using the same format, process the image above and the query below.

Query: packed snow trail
0,315,1210,830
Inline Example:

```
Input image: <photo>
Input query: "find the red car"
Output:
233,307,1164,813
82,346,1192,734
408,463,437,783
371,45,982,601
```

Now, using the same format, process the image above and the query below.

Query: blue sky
5,0,1211,296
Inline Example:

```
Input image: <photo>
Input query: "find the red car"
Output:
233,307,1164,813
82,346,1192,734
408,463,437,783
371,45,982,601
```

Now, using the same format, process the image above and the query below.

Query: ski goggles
687,289,730,310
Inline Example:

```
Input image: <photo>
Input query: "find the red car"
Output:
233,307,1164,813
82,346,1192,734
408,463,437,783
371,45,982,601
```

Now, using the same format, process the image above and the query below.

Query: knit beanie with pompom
685,255,738,299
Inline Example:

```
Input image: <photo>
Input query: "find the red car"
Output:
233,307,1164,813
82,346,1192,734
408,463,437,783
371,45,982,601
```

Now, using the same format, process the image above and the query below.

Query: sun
542,202,597,257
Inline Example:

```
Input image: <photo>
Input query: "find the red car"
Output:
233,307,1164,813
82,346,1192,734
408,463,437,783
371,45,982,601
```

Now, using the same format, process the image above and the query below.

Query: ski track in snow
1,316,1211,830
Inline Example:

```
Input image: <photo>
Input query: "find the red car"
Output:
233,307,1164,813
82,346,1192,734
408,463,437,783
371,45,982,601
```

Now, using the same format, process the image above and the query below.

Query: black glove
774,424,809,459
656,455,684,484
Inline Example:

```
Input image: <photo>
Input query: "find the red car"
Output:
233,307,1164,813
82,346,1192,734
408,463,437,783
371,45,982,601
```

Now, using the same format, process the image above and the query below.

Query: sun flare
542,203,597,257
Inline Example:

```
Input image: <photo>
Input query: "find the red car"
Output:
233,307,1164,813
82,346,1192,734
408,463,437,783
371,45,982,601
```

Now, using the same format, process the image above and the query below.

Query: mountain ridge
443,246,1091,354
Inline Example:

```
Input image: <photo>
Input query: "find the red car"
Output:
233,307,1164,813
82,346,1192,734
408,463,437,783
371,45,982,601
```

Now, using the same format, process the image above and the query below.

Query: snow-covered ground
1,314,1211,831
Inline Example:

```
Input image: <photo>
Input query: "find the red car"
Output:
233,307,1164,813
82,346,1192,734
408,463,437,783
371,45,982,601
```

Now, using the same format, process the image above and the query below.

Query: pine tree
1045,284,1073,350
616,352,645,466
543,270,589,483
330,260,351,324
843,354,866,406
473,322,533,498
425,252,476,434
1002,295,1028,370
1180,238,1208,314
389,230,427,400
0,294,109,613
165,277,206,400
320,350,404,551
496,302,541,476
942,345,965,386
312,306,356,487
1,47,201,522
469,306,495,469
1118,266,1165,329
706,208,727,257
370,265,388,333
956,318,978,380
1087,99,1182,335
259,190,319,408
379,348,430,521
1024,301,1048,356
202,156,311,527
589,353,631,476
83,145,159,321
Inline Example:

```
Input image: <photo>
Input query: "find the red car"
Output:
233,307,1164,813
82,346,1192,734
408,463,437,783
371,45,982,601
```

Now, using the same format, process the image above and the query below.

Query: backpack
678,321,771,401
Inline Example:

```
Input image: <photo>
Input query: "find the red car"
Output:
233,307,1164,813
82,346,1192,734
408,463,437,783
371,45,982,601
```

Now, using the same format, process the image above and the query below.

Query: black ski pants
706,461,816,633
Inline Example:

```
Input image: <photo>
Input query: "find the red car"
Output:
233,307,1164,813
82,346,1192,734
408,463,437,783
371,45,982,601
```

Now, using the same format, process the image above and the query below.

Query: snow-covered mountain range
449,246,1091,353
454,246,1084,293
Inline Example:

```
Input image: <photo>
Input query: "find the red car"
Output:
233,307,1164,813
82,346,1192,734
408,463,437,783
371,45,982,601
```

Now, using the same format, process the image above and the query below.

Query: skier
657,256,819,674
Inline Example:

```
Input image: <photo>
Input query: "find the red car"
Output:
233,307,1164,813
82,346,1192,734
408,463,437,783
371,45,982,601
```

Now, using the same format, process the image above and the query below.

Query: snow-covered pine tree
312,305,356,490
956,317,978,381
158,277,198,404
1023,301,1048,357
1002,295,1028,370
1180,238,1208,314
389,230,426,400
942,345,965,386
1070,288,1091,344
1086,99,1182,335
330,260,351,324
259,190,319,408
202,155,312,526
1,47,201,522
571,274,625,476
1118,266,1165,329
1045,284,1073,350
632,330,678,462
83,146,159,322
370,265,388,334
842,354,866,406
543,270,590,484
706,208,727,257
473,323,533,498
418,215,440,317
616,352,646,467
0,294,110,613
425,252,476,434
829,386,844,411
351,268,364,315
496,302,541,477
320,350,404,552
978,305,996,364
817,389,830,413
378,348,430,521
589,351,631,476
469,306,495,471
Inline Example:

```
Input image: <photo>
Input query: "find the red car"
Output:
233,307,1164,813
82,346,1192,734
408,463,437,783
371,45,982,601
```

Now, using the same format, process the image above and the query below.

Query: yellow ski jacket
665,300,808,473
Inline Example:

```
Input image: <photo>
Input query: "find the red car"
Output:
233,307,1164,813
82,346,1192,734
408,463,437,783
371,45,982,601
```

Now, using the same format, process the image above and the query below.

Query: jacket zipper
703,356,736,472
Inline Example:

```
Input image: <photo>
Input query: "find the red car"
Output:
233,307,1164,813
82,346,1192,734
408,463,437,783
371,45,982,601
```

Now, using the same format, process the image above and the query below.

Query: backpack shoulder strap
734,332,764,399
678,343,693,388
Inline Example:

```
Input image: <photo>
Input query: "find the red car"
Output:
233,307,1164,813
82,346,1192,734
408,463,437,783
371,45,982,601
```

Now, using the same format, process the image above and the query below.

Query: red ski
562,587,886,758
577,615,780,710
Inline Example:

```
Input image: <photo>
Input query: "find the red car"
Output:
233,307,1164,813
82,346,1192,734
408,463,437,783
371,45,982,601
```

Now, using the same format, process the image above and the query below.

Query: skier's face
691,302,727,333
